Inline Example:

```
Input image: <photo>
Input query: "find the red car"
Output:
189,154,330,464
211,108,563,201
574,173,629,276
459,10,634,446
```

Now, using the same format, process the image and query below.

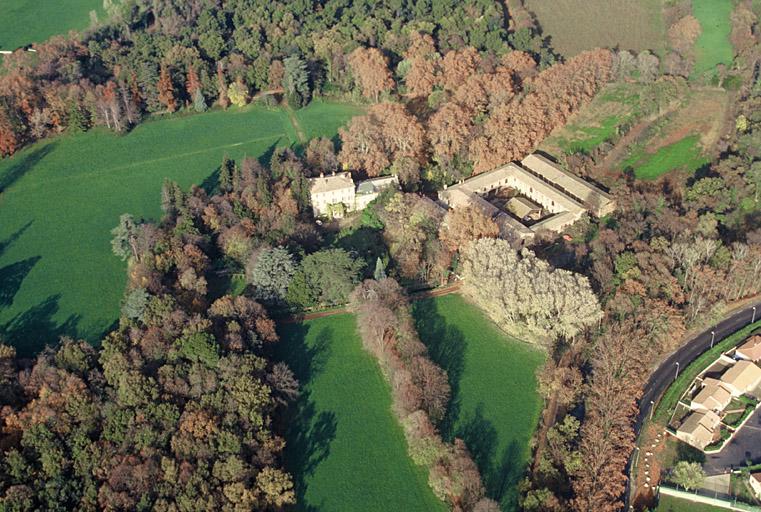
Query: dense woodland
1,0,761,511
0,0,557,158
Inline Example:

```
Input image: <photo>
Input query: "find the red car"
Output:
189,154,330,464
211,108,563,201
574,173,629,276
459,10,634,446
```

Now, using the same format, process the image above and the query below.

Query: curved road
625,300,761,507
635,301,761,430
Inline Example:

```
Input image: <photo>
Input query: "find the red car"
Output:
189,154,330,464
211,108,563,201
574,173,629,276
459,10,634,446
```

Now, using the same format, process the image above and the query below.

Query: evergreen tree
219,155,233,192
374,257,387,280
67,101,88,132
192,88,207,113
283,55,311,108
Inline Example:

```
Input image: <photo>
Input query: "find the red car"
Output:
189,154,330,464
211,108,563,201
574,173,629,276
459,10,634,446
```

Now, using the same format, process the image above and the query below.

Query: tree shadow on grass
0,256,40,308
0,221,33,258
275,323,336,511
457,404,523,510
0,143,56,192
410,298,467,439
0,295,80,358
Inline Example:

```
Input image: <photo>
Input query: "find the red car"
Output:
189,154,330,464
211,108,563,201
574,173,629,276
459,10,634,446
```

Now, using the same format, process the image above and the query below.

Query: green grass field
0,0,102,50
621,135,709,180
412,294,545,511
691,0,734,80
275,314,446,512
0,101,361,356
656,494,725,512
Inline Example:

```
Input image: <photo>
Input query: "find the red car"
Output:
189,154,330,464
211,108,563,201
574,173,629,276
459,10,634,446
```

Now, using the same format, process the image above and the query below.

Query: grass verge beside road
653,321,761,424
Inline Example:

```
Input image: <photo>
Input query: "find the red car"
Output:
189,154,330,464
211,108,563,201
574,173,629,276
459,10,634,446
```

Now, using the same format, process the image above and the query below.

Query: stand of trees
351,278,499,512
0,183,300,510
337,48,611,183
460,238,603,345
0,0,558,157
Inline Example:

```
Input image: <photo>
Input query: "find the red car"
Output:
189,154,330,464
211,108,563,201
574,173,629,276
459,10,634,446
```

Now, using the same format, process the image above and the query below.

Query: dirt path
279,282,462,324
594,101,681,177
284,104,307,144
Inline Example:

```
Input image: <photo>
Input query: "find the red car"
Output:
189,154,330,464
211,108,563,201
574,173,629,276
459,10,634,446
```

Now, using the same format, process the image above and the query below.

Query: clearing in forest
619,87,728,180
0,101,361,356
0,0,102,51
522,0,665,58
411,294,545,511
275,314,446,512
691,0,734,80
541,79,728,181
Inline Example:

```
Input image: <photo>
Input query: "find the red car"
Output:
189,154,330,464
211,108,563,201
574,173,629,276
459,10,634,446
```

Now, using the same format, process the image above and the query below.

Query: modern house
438,153,615,244
309,172,399,218
675,410,721,450
690,378,732,413
720,360,761,396
736,335,761,362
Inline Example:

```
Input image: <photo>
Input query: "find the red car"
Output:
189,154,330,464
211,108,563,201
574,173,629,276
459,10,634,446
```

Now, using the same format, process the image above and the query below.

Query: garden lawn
656,494,724,512
412,294,545,511
275,314,446,512
0,103,358,356
0,0,102,51
691,0,734,80
622,135,709,180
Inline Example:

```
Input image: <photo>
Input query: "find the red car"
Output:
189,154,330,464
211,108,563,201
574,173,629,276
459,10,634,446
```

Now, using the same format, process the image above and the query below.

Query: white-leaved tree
460,238,602,344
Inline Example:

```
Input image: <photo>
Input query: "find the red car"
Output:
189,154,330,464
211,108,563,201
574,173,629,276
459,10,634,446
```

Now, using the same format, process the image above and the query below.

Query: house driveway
704,407,761,475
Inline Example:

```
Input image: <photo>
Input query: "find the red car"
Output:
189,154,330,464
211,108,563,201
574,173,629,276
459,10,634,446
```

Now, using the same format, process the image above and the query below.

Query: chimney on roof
332,170,336,176
319,172,324,178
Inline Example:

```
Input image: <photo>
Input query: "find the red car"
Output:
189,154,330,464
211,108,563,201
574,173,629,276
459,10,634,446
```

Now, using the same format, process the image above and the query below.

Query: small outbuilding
507,196,543,221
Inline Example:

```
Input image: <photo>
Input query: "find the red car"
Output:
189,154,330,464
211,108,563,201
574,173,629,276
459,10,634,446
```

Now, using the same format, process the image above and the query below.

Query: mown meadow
412,294,545,511
275,314,446,512
0,0,101,51
0,101,361,355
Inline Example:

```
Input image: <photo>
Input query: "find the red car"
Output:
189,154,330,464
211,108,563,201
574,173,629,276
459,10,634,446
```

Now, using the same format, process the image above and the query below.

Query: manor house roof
309,172,354,195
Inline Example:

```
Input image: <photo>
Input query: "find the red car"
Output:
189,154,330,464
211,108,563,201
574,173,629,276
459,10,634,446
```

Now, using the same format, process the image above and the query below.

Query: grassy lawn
622,135,709,180
691,0,734,80
0,102,359,356
411,294,545,511
657,494,725,512
0,0,102,50
292,100,363,141
275,314,445,512
523,0,665,58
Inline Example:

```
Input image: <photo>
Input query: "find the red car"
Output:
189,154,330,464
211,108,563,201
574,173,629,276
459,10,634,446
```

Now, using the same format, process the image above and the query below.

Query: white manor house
308,172,399,218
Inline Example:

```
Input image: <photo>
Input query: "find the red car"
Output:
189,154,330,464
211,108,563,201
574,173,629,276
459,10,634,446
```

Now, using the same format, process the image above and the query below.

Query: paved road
704,407,761,475
636,301,761,431
625,301,761,507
